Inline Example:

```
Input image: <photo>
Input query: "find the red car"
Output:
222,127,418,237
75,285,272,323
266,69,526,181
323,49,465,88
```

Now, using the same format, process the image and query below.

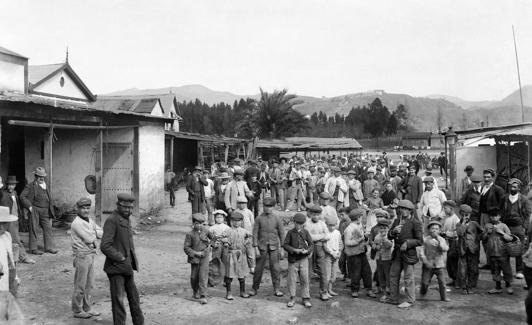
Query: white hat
213,209,228,217
0,206,17,222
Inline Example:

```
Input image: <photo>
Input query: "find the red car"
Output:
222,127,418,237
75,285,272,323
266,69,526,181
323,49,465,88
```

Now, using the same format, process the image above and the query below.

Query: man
437,152,447,178
186,166,208,214
389,166,403,199
0,176,35,263
244,160,260,183
101,193,143,325
258,163,270,199
419,176,447,225
202,170,215,225
324,167,347,210
164,169,176,207
70,198,103,319
384,200,423,308
460,175,483,223
20,167,58,255
224,169,252,213
400,165,423,209
421,166,438,191
250,197,285,297
269,160,282,207
479,169,505,227
458,165,474,197
501,178,532,280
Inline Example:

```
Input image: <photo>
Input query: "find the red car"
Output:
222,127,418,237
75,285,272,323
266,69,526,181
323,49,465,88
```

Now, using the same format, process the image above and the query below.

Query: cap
5,176,18,184
76,197,92,208
389,165,397,171
427,220,442,229
397,200,415,210
332,166,341,173
488,207,500,216
338,206,352,213
192,213,206,223
347,170,357,175
423,176,435,183
194,166,203,171
293,213,307,224
263,197,276,207
324,215,337,226
470,175,483,183
425,166,433,172
117,193,135,207
230,211,244,221
236,196,248,203
374,209,389,218
459,204,472,213
233,168,244,175
367,167,376,174
508,178,523,186
377,218,390,227
349,208,365,220
483,168,496,177
307,204,323,213
319,192,332,200
218,172,231,179
213,209,228,217
464,165,474,172
443,200,457,208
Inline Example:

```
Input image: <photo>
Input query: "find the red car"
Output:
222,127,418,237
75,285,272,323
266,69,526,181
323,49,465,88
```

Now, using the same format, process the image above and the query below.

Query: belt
33,205,49,209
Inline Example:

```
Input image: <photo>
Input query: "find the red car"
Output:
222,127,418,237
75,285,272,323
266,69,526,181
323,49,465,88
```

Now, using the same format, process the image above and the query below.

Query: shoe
199,297,208,304
193,292,200,299
285,209,290,212
20,256,36,264
441,298,451,302
328,289,339,296
366,290,377,298
46,249,58,254
325,293,333,299
250,268,255,274
274,290,284,297
351,291,359,298
86,311,101,317
320,293,329,301
248,289,257,296
445,287,451,292
488,288,502,294
397,302,412,309
287,299,295,308
507,287,514,295
73,311,91,319
515,272,524,279
446,281,455,287
30,250,44,255
379,295,388,303
303,300,312,308
240,292,250,298
226,293,234,300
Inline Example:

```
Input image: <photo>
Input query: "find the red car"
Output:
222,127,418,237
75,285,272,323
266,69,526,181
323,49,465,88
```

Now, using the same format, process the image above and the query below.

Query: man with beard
460,175,483,223
400,166,423,211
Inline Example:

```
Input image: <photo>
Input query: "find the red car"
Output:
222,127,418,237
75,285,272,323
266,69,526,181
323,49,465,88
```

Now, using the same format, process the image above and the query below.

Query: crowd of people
176,152,532,321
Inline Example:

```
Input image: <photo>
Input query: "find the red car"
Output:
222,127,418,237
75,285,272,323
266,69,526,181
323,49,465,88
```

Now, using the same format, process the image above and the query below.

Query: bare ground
17,187,527,325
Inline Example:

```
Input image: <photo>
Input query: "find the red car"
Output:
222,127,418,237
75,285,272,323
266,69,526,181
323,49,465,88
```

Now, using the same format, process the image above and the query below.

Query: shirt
343,222,367,256
304,220,329,246
442,214,460,238
70,216,103,256
236,208,255,233
324,229,342,258
419,235,449,268
420,188,447,217
373,233,393,261
283,228,314,263
204,178,215,199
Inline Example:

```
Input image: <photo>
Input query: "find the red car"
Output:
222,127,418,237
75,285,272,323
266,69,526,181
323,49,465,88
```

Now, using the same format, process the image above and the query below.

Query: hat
483,168,496,177
377,218,390,227
5,176,18,184
464,165,474,172
307,204,323,213
76,197,92,208
213,209,228,217
408,165,416,170
319,192,332,200
293,213,307,224
192,213,206,223
349,208,364,220
324,215,337,226
389,165,397,171
233,168,244,175
347,170,356,175
263,197,276,207
397,200,415,210
425,166,433,172
230,211,244,221
423,176,435,183
443,200,457,208
218,172,231,179
488,207,500,216
117,193,135,207
374,209,389,218
0,206,17,222
367,167,376,174
338,206,352,213
508,178,523,186
427,220,442,229
236,196,248,203
459,204,472,213
332,166,341,173
34,167,47,177
470,175,483,183
194,166,203,171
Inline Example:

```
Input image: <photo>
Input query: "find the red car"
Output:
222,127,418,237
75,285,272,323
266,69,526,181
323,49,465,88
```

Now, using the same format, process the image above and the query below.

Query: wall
138,122,165,215
33,71,87,100
24,127,46,185
456,145,497,180
0,53,26,93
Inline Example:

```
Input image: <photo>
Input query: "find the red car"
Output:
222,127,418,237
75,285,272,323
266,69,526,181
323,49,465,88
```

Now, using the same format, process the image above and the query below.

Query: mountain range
104,85,532,132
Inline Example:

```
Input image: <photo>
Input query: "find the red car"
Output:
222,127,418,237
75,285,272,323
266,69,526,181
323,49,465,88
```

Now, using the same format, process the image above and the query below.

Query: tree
386,112,399,135
436,107,444,133
396,104,408,131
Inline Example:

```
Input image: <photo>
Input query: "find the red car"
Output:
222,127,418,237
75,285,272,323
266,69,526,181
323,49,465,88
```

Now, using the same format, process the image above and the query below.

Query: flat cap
470,175,483,183
464,165,474,172
263,197,276,207
319,192,332,200
397,199,415,210
338,206,352,213
332,166,341,173
117,193,135,207
324,215,337,226
213,209,228,217
236,196,248,203
443,200,457,208
459,204,472,213
192,213,206,222
230,211,244,221
508,178,522,186
194,165,203,171
347,170,357,175
423,176,435,183
293,213,307,224
233,168,244,175
349,208,365,220
377,218,390,227
483,168,496,176
389,165,397,171
425,166,433,172
76,197,92,208
374,209,389,218
488,207,500,216
307,204,323,213
427,220,442,229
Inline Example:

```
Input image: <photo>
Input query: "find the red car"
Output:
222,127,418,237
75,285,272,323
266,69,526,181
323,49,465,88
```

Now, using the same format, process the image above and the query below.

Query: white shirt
420,188,447,217
442,214,460,238
324,229,343,258
204,178,215,199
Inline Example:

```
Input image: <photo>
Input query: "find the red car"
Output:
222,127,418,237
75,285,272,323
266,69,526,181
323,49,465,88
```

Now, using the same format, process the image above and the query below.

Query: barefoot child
373,218,393,299
209,211,230,260
184,214,212,304
456,204,482,294
323,215,343,296
419,220,450,302
284,213,314,308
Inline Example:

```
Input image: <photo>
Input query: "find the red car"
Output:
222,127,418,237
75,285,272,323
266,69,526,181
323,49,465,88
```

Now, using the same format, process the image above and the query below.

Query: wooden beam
224,145,229,164
48,123,54,198
95,126,103,225
170,137,175,171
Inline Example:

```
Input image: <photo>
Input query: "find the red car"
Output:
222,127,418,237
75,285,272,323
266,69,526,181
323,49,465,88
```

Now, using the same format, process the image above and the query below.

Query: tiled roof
28,64,64,85
98,94,182,119
0,46,27,59
134,98,159,113
257,137,362,150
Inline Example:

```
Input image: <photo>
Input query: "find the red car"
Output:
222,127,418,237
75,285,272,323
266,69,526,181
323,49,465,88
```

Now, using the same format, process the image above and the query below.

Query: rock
330,301,340,309
287,317,298,324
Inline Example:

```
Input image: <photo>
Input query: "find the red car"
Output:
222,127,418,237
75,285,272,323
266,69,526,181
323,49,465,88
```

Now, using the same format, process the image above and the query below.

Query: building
256,137,363,161
0,46,173,226
401,132,444,149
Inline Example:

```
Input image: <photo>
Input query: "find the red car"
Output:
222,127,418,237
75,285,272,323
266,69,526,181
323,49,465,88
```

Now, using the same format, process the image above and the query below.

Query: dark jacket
0,190,23,217
479,184,505,214
388,216,423,262
253,212,285,251
400,175,423,204
184,228,212,264
186,175,208,201
283,228,314,263
101,211,139,275
20,181,55,218
501,194,532,232
460,186,481,221
456,220,482,255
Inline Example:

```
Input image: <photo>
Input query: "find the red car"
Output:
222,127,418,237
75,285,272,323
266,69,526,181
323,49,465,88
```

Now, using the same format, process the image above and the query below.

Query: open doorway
1,119,26,193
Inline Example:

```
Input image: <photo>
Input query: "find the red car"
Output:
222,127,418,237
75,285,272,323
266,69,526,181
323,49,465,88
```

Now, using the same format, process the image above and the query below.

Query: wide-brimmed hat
5,176,18,184
0,206,17,222
34,167,47,177
218,172,231,179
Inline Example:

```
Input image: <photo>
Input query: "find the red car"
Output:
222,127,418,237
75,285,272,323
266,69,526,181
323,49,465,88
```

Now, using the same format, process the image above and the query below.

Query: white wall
456,145,497,179
0,60,25,93
33,71,87,100
138,122,165,214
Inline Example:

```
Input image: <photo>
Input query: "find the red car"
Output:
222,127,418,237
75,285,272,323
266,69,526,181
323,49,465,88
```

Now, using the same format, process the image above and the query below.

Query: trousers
420,266,447,300
389,254,416,303
347,252,372,292
288,258,310,299
490,255,513,283
72,254,95,313
457,252,479,289
323,254,339,286
309,245,328,294
377,259,392,291
168,188,175,207
28,206,54,251
190,256,210,296
8,221,27,261
253,249,281,291
107,274,144,325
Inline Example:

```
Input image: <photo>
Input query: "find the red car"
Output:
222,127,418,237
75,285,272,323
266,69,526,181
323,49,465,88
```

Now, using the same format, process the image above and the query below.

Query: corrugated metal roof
98,94,182,119
166,130,248,144
0,46,27,59
257,137,362,150
134,98,159,113
28,64,63,85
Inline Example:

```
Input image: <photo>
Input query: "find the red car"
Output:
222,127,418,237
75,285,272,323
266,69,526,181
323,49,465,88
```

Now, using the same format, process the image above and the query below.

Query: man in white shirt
202,170,215,225
419,176,447,226
324,167,348,210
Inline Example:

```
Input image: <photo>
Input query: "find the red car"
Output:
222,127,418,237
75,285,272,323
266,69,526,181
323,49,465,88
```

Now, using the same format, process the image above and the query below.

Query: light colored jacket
324,176,348,203
419,235,449,268
224,180,252,210
71,216,103,256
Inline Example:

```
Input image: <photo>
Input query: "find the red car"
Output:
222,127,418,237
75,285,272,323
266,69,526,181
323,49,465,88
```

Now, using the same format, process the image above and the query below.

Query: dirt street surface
17,188,527,325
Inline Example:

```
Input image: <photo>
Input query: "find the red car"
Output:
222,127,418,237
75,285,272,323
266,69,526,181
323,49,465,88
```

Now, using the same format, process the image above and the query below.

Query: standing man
186,166,208,214
165,169,176,207
70,198,103,319
419,176,447,225
101,193,144,325
400,165,423,213
20,167,58,255
458,166,474,197
249,197,285,297
460,175,483,223
0,176,35,264
437,152,447,179
224,169,252,214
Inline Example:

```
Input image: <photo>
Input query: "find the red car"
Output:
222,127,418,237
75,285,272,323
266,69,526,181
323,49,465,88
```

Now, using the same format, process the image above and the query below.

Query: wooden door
102,142,133,221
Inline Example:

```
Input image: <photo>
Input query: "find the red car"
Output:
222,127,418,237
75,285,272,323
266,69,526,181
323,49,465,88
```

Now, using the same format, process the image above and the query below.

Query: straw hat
0,206,17,222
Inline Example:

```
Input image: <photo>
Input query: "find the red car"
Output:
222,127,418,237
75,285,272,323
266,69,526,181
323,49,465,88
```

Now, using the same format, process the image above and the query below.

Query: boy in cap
184,213,213,304
305,204,331,300
372,216,393,299
284,213,314,308
235,196,254,233
323,214,343,296
362,169,379,200
319,192,339,225
344,208,376,298
70,198,103,318
209,210,230,260
483,208,514,294
419,220,450,302
441,200,460,288
222,212,254,300
456,204,482,294
337,206,352,281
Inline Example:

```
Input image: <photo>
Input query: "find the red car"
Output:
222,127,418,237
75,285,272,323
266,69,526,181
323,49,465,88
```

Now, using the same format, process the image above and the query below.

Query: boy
441,200,460,288
319,192,338,224
344,208,376,298
419,220,450,302
305,205,330,300
210,210,230,260
338,206,352,281
235,196,254,233
483,208,514,294
284,213,314,308
222,212,254,300
456,204,482,294
323,215,343,296
184,213,213,304
363,169,379,200
373,217,393,300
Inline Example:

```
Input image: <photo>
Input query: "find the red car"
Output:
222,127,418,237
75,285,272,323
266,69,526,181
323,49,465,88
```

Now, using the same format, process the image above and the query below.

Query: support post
48,123,54,196
224,145,229,164
95,126,103,225
170,137,175,171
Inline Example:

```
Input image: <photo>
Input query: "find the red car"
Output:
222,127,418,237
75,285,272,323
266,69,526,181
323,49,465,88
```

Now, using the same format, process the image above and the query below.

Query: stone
330,301,340,309
287,317,298,324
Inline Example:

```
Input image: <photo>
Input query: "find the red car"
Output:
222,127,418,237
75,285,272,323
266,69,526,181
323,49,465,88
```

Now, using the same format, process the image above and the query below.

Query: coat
186,176,207,202
224,180,252,210
0,190,23,217
388,216,423,262
184,228,212,264
253,212,285,251
400,175,423,204
479,183,505,214
101,211,139,275
456,220,482,255
500,194,532,232
20,181,55,218
223,227,253,278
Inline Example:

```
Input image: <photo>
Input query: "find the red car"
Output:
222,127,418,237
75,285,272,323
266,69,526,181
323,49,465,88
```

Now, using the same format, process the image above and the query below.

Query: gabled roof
134,98,160,114
28,62,96,102
98,94,182,120
257,137,362,151
0,46,27,59
93,97,163,116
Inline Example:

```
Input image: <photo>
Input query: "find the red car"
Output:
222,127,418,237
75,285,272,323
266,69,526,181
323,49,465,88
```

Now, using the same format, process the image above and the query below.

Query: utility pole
513,25,525,123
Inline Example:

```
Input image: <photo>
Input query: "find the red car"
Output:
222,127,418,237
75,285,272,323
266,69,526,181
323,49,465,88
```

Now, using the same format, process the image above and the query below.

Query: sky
1,0,532,100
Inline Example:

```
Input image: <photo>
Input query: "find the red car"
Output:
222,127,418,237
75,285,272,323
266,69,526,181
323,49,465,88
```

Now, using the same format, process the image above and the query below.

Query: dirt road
17,188,527,325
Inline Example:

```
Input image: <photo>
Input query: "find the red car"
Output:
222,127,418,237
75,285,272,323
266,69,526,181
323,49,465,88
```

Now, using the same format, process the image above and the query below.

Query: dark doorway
1,120,26,193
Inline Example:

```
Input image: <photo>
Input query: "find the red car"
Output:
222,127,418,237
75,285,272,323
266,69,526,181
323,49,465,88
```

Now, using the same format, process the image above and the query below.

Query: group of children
184,192,523,307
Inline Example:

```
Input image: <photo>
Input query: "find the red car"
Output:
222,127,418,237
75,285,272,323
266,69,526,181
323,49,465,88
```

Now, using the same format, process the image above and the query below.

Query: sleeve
252,217,259,247
185,178,194,195
183,233,197,257
283,231,296,253
339,179,348,194
244,183,253,197
407,221,424,248
224,183,232,209
72,221,96,244
418,242,426,260
438,236,449,251
100,219,125,262
277,217,286,245
19,184,33,209
93,221,104,239
416,179,423,202
306,230,314,252
523,198,532,232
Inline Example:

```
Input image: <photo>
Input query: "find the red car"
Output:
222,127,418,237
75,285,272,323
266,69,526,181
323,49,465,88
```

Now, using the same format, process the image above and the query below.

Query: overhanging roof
166,131,249,144
0,46,27,59
257,137,362,151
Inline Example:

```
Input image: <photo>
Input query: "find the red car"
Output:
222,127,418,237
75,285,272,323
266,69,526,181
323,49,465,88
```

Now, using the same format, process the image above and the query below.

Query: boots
226,282,234,300
239,278,250,298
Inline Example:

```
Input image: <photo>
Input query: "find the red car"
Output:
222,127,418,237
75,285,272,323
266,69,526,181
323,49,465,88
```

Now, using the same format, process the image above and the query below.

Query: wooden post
48,123,54,196
170,137,175,171
198,143,204,168
95,126,103,225
507,140,512,180
224,145,229,164
449,140,457,200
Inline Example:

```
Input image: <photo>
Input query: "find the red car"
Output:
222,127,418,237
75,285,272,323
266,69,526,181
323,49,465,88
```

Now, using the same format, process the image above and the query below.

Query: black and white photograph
1,0,532,324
